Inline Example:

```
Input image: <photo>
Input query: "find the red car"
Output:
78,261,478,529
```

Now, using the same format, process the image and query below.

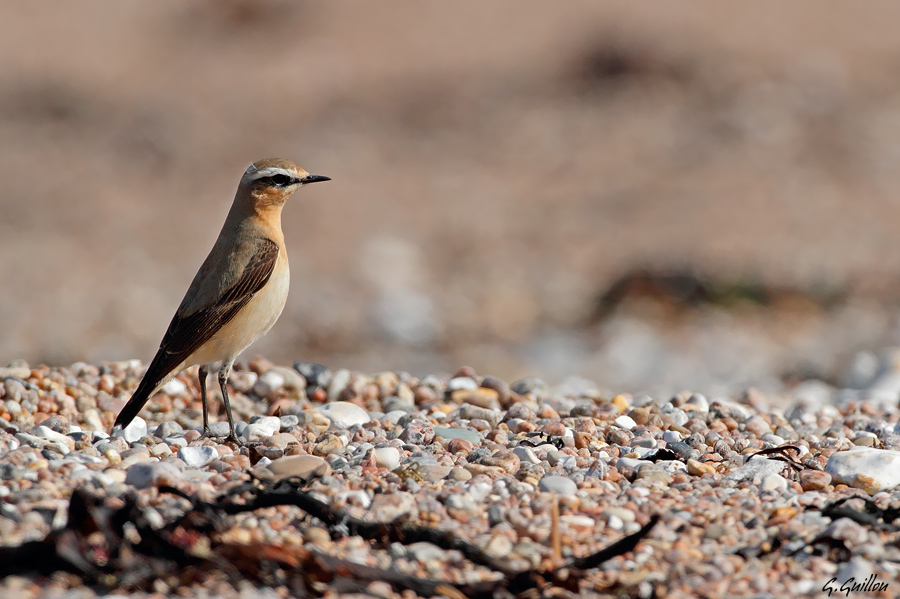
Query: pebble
512,445,540,465
253,369,286,396
825,447,900,493
614,415,637,430
314,401,371,429
177,446,218,467
124,462,183,489
293,360,331,389
118,417,147,443
538,475,578,496
510,376,549,397
723,457,787,483
432,426,481,444
759,473,788,494
454,404,503,428
266,455,331,481
5,361,900,598
374,446,401,470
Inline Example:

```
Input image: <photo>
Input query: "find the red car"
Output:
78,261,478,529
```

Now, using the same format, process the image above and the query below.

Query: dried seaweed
819,496,900,532
0,479,658,598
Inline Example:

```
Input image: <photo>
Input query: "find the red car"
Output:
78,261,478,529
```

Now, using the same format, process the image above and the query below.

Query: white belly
189,259,290,367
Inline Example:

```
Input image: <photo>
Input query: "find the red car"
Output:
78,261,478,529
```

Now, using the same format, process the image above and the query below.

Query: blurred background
4,1,900,398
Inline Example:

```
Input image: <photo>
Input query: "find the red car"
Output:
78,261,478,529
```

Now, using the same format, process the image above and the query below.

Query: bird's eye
270,174,291,187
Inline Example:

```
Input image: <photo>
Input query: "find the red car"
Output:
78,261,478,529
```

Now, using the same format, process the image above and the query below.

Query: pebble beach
1,358,899,598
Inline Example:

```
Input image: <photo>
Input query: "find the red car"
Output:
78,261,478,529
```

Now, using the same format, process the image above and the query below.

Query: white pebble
177,445,218,467
253,370,285,396
614,415,637,430
118,417,147,443
315,402,371,430
374,446,401,470
826,447,900,493
161,378,187,396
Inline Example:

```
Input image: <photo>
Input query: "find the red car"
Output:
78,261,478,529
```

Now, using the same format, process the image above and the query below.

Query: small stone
686,459,716,476
538,475,578,496
374,446,401,470
447,438,473,453
799,469,832,491
480,376,510,402
267,455,331,481
207,421,232,438
635,464,671,484
742,415,771,436
294,361,332,389
161,378,187,396
512,446,540,465
313,433,345,456
155,421,184,439
149,443,172,458
315,401,370,429
125,462,183,489
177,446,218,467
119,417,147,443
479,450,520,475
454,404,503,428
447,376,478,392
399,421,435,445
614,415,637,430
242,416,281,441
724,457,787,483
612,394,631,413
484,535,514,559
326,368,351,400
31,426,75,451
296,410,331,434
269,366,306,393
253,370,285,396
448,466,472,481
759,473,788,494
511,377,549,397
265,433,298,448
279,414,300,429
451,388,500,410
37,415,69,434
825,447,900,493
369,491,417,521
432,427,481,444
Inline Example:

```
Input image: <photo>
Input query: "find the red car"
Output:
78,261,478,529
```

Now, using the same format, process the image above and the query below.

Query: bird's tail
113,369,165,430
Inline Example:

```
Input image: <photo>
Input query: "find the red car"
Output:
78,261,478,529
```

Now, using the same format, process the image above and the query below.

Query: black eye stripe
257,174,293,187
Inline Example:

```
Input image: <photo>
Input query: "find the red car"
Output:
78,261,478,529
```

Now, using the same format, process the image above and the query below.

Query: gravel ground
1,359,900,598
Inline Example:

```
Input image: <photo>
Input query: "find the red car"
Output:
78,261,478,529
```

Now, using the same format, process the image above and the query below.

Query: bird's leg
198,366,213,438
218,364,243,445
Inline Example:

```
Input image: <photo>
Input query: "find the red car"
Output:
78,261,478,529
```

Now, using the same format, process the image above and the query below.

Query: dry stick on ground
0,479,659,597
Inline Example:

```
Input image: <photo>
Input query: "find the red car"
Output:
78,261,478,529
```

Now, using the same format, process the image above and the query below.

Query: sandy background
4,2,900,396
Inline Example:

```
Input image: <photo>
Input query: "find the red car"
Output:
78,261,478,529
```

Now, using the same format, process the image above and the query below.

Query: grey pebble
510,376,549,397
293,360,331,389
155,421,183,438
454,404,502,428
538,475,578,496
724,457,787,483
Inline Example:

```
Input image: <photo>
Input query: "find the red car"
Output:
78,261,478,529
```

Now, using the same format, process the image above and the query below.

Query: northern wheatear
114,158,330,443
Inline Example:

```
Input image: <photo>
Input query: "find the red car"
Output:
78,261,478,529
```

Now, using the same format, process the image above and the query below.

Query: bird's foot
224,433,244,446
199,427,244,446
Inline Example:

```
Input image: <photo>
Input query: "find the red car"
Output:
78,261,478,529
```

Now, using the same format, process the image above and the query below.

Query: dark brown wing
114,238,279,429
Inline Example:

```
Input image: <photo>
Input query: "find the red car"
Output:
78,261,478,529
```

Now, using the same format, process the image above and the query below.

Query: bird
114,158,330,444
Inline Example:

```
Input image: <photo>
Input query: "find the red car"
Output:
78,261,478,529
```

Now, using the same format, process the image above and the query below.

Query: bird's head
240,158,330,207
